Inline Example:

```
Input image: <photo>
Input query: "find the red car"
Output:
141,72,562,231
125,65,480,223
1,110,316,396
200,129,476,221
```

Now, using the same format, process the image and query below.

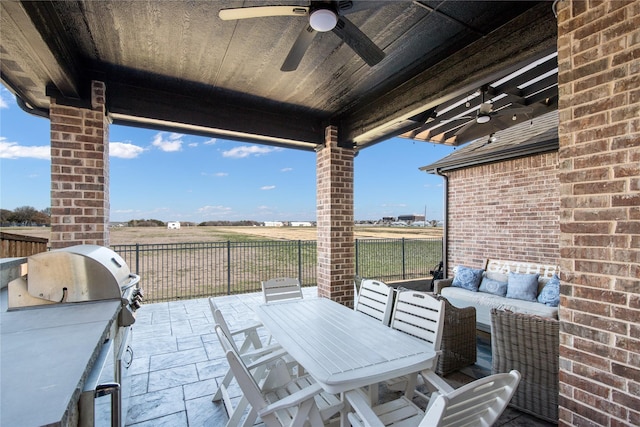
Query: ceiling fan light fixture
309,9,338,32
476,115,491,124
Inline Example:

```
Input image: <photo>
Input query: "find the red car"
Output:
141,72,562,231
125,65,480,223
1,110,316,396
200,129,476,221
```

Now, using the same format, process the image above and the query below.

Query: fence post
355,238,359,277
297,240,302,284
401,238,406,279
135,243,140,275
227,240,231,295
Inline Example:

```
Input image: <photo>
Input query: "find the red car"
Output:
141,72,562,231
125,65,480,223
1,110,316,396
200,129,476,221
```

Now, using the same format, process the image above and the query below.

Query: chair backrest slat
354,279,394,325
209,298,239,351
419,370,521,427
390,291,445,351
261,277,303,303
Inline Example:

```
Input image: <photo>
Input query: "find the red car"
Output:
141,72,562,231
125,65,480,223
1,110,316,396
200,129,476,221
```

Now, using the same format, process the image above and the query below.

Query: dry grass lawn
4,225,443,245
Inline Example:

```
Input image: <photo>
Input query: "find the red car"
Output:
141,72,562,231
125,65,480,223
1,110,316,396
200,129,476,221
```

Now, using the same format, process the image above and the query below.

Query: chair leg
403,373,418,400
225,395,250,427
291,399,314,427
213,370,235,402
239,406,258,427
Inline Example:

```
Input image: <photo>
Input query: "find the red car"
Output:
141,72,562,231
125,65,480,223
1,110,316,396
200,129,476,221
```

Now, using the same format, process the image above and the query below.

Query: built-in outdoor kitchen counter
1,285,121,426
1,248,142,427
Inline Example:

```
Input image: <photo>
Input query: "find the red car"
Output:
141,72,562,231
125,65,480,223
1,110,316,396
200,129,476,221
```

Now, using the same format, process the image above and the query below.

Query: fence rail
0,232,48,258
112,238,442,303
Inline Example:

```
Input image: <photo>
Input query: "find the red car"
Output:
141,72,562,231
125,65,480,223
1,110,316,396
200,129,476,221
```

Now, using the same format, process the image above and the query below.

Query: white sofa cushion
441,286,559,328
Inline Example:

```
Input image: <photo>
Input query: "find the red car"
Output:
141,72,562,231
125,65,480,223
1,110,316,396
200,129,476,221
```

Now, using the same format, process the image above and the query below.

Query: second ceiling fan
219,1,385,71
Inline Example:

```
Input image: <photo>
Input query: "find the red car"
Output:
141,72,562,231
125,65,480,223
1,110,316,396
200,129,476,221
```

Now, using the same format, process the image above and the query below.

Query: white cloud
197,205,232,214
222,145,280,158
188,142,198,148
281,167,293,172
0,87,12,109
204,138,217,145
0,137,50,159
152,132,184,152
110,142,145,159
261,185,276,190
200,171,228,177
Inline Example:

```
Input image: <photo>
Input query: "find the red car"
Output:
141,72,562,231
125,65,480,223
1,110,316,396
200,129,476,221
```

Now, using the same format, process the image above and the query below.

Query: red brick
613,194,640,208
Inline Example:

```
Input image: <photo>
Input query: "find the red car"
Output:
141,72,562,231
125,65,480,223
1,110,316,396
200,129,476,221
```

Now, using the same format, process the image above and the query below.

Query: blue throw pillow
452,266,484,292
479,277,508,297
506,272,540,301
538,274,560,307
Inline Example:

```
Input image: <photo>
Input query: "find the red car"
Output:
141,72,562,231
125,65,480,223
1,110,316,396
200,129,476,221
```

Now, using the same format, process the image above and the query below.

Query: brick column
557,1,640,425
316,125,355,306
49,81,110,248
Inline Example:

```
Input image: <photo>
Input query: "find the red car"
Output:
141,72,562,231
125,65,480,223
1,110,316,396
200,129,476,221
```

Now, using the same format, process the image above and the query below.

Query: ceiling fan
444,86,534,140
218,1,385,71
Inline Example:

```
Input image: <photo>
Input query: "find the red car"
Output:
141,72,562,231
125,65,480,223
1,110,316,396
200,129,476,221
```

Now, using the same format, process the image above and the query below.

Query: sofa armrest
433,278,453,294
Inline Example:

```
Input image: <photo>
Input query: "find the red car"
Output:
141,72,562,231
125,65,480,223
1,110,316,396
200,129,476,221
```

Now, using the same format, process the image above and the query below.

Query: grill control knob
133,288,144,300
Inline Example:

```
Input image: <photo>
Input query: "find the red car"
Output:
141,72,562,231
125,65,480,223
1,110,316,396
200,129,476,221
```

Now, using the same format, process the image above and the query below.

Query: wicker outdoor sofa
490,308,560,423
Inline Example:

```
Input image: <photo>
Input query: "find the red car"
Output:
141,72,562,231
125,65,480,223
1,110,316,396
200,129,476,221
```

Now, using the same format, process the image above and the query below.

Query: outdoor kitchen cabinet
0,288,121,426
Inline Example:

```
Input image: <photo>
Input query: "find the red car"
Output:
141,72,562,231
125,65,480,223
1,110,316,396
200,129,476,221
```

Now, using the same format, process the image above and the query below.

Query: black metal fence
112,238,442,303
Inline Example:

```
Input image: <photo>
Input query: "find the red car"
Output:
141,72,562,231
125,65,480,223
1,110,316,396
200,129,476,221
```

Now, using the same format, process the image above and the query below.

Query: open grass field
4,225,443,244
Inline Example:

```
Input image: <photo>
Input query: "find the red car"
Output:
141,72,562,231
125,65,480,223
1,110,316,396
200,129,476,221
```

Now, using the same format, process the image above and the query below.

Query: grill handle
95,383,121,427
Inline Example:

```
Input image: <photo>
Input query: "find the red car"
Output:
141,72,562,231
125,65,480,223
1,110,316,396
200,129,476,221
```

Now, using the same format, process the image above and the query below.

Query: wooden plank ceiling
0,1,558,151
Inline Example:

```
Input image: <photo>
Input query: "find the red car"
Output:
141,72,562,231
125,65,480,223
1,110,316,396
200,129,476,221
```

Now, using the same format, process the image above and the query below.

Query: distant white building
263,221,284,227
290,221,313,227
167,221,181,229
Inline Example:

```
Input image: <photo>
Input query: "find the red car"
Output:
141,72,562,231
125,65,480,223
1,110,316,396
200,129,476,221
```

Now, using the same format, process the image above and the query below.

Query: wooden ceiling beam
106,82,325,150
341,2,557,149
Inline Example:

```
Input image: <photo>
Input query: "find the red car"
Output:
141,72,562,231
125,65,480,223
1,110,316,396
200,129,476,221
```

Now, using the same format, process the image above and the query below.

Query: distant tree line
199,220,261,227
0,206,51,226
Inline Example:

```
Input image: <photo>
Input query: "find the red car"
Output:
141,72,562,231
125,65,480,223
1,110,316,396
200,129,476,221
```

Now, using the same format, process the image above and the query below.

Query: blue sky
0,84,455,223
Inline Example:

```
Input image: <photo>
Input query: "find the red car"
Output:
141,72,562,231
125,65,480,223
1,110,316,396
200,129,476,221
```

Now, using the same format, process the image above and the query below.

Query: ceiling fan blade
281,25,318,72
453,120,477,137
331,16,385,66
439,115,474,124
491,106,534,118
219,6,309,21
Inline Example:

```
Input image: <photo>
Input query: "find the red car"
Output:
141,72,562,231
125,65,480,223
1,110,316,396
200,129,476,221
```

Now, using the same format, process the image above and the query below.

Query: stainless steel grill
8,245,142,325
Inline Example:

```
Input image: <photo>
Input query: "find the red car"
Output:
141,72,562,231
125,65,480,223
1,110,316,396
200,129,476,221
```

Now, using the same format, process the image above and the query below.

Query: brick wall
445,152,561,273
557,1,640,425
49,81,110,248
316,126,355,306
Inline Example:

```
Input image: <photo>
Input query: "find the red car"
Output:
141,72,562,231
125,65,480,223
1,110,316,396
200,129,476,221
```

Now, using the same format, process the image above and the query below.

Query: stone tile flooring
126,288,556,426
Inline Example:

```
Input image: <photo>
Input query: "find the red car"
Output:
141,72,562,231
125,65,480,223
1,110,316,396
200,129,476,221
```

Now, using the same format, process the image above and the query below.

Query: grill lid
8,245,140,309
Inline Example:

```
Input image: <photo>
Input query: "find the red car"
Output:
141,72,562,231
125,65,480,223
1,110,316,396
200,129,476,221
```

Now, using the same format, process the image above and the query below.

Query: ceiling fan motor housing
310,8,338,31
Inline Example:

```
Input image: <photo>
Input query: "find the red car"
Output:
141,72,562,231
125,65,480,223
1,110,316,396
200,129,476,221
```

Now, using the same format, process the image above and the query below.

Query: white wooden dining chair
261,277,304,303
385,290,447,399
354,279,394,326
345,370,521,427
210,298,289,426
215,325,343,427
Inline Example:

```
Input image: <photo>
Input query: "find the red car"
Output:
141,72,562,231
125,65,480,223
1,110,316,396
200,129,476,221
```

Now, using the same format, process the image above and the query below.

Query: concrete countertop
0,288,120,427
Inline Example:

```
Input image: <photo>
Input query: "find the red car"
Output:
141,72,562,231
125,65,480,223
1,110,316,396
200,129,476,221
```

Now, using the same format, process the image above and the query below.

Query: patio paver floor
126,288,555,426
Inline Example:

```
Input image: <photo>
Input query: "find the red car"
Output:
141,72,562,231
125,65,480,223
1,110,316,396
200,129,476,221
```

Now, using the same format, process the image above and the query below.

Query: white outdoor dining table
255,297,438,395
